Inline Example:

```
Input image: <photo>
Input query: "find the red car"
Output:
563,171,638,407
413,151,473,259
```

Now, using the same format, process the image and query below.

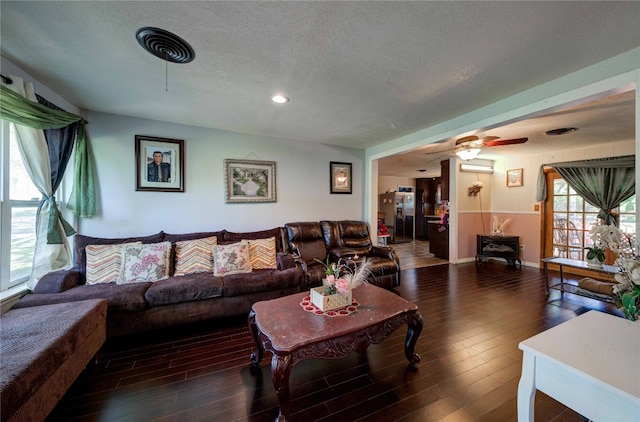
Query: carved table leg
405,310,423,370
247,310,263,367
271,354,292,422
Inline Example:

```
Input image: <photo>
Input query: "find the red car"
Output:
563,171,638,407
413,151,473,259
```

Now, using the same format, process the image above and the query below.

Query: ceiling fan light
456,148,481,161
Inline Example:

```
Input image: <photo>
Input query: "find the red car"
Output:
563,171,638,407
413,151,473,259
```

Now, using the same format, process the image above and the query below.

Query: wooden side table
518,311,640,421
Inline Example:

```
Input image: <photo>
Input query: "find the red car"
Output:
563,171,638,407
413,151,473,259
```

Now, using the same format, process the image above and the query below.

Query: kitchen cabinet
429,222,449,259
415,178,440,239
440,159,450,201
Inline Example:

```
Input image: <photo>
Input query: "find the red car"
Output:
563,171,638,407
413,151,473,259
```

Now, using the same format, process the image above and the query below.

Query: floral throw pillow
248,237,277,269
118,241,171,284
85,242,141,285
213,240,252,277
174,236,218,276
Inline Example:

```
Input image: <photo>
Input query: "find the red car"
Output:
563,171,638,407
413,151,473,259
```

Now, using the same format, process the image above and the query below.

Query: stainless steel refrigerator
395,189,414,242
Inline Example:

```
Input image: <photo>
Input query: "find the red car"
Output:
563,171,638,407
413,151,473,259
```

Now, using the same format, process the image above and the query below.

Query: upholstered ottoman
1,299,107,422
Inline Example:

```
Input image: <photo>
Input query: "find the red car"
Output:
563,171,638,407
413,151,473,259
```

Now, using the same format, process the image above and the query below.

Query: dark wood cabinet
429,223,449,259
476,235,521,267
415,178,441,239
440,159,450,201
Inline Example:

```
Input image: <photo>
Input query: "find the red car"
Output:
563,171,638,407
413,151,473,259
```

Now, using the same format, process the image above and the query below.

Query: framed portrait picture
135,135,185,192
330,161,352,194
506,168,523,187
224,159,277,203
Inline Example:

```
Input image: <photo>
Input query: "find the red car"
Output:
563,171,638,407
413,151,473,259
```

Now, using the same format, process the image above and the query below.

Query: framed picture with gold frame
506,168,523,187
224,159,277,203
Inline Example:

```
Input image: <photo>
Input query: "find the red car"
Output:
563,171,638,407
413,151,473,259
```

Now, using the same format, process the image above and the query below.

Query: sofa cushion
85,242,141,285
144,273,223,306
73,232,165,282
213,240,252,277
174,236,217,276
222,267,301,297
0,299,107,422
248,237,277,269
285,222,327,264
337,220,373,255
15,283,151,313
163,230,225,243
224,227,284,252
118,242,172,284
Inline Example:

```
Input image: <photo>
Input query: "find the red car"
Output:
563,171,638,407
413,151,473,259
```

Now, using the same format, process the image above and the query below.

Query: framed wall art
135,135,185,192
506,168,523,187
330,161,352,194
224,159,277,203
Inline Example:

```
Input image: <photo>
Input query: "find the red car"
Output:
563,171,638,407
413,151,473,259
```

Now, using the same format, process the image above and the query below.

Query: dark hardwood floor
47,261,622,422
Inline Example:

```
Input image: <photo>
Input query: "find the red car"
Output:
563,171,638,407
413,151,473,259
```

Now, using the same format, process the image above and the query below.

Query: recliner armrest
370,246,398,261
276,253,296,270
32,269,81,294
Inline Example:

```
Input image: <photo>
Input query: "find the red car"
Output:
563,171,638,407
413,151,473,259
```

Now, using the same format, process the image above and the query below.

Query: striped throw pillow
85,242,141,285
248,237,277,269
174,236,218,276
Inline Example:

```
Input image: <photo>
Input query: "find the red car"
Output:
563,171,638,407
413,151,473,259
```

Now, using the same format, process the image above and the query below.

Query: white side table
518,311,640,421
377,234,390,246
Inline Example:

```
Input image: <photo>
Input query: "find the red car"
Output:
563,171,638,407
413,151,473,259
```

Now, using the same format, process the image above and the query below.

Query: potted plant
585,244,606,267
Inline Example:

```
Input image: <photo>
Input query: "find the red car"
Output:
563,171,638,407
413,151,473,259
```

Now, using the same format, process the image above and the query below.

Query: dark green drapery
536,155,635,225
0,84,96,242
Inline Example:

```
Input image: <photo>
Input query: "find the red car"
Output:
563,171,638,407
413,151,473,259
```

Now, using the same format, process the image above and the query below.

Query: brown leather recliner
285,220,400,290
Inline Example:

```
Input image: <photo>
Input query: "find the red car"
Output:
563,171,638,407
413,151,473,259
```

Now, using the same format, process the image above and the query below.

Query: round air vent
545,127,578,136
136,27,195,64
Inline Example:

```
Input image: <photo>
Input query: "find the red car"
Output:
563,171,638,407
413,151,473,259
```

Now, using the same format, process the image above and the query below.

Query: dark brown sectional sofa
13,227,303,337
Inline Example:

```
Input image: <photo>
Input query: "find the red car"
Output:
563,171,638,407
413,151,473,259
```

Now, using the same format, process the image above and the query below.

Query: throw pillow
85,242,141,285
213,240,252,277
248,237,277,269
118,241,171,284
174,236,218,276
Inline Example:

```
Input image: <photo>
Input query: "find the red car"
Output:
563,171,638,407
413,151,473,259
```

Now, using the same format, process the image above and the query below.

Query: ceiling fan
454,135,528,160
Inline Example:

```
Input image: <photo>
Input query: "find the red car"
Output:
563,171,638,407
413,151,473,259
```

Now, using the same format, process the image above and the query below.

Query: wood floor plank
46,245,624,422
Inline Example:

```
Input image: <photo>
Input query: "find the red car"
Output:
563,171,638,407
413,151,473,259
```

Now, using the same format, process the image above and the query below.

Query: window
549,173,636,260
1,121,41,291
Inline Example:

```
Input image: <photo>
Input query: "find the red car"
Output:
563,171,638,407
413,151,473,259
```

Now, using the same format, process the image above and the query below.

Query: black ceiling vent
136,27,195,64
545,127,578,136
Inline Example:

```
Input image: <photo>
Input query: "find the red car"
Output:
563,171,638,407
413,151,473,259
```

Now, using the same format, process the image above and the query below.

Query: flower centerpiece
311,256,371,311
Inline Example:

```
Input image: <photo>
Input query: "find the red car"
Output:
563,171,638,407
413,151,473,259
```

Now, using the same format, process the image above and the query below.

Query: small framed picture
135,135,185,192
330,161,352,194
506,168,523,187
224,159,277,203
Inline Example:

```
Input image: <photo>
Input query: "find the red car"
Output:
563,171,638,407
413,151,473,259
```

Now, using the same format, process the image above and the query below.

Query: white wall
79,112,365,237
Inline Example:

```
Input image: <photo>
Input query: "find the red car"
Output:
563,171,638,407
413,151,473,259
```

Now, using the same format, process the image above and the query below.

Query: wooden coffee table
248,285,423,422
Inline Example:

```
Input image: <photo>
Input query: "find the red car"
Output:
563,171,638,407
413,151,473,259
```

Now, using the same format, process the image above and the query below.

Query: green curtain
0,84,96,221
536,155,635,225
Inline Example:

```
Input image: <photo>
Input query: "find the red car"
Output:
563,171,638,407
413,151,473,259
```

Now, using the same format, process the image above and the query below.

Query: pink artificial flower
335,278,349,294
326,274,335,285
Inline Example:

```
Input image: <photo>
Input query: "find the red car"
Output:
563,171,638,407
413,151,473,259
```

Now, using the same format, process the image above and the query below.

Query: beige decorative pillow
118,241,171,284
213,240,252,277
85,242,141,285
248,237,277,269
174,236,218,276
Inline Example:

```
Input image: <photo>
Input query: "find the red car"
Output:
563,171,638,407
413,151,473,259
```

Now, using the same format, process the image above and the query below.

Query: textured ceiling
1,1,638,171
